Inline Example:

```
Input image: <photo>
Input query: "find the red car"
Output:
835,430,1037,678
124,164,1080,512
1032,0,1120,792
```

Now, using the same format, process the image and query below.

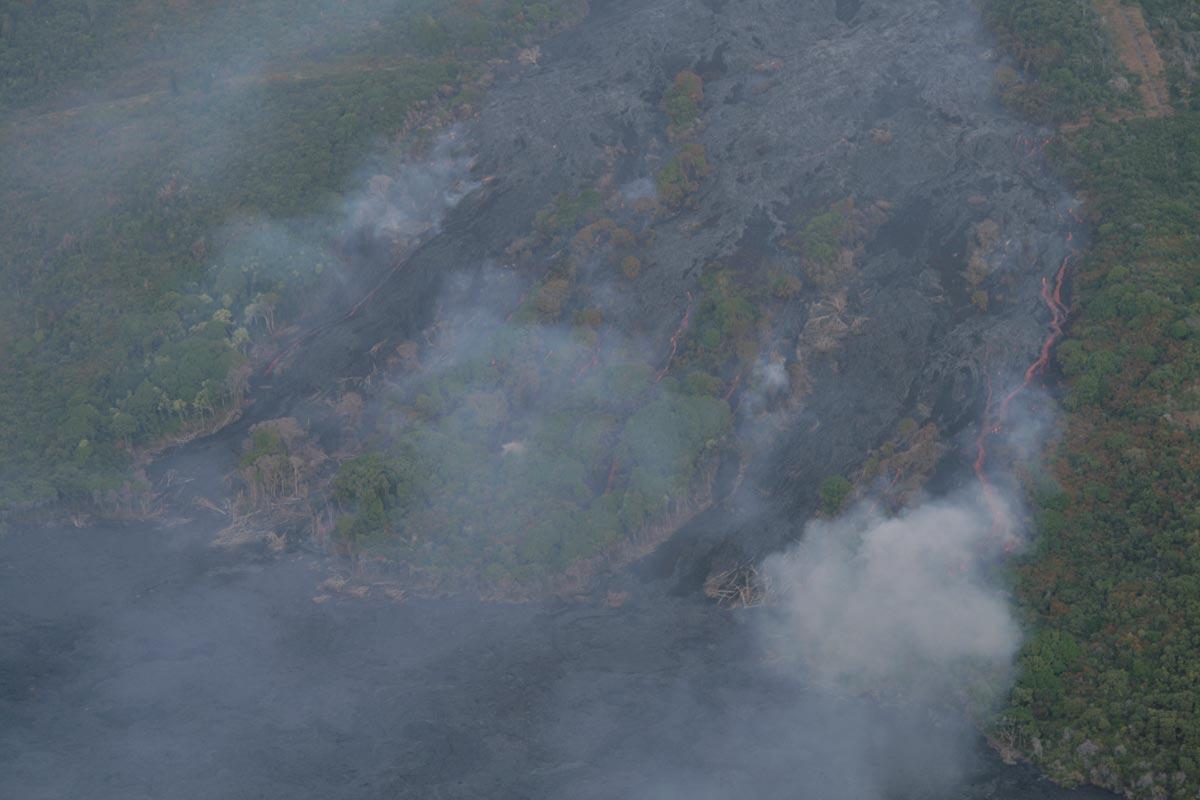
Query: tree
819,475,853,516
332,450,423,546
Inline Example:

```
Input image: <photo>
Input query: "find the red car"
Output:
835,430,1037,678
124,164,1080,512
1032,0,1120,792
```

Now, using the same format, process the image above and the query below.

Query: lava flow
973,251,1073,544
655,291,694,383
261,283,382,376
573,335,602,384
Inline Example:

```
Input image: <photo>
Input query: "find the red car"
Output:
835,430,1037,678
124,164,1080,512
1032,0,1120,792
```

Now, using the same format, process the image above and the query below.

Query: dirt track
1094,0,1173,117
2,56,424,136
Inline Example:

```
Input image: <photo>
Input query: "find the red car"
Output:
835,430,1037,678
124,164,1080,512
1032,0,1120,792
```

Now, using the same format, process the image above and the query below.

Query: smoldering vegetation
344,132,479,248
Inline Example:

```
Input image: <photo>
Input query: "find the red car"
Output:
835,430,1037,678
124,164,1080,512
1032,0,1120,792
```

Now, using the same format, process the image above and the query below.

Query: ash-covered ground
2,0,1111,797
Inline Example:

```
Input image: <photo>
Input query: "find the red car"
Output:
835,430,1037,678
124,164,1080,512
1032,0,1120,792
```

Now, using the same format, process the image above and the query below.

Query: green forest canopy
983,0,1200,794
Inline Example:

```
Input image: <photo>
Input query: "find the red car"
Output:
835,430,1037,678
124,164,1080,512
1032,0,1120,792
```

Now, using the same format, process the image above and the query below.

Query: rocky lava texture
249,0,1078,582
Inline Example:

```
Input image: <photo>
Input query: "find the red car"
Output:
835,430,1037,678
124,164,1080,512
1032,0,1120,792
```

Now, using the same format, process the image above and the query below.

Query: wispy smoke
619,177,658,204
344,129,478,243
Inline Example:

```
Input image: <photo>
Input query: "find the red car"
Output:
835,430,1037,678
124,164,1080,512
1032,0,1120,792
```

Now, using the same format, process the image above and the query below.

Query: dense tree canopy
984,1,1200,795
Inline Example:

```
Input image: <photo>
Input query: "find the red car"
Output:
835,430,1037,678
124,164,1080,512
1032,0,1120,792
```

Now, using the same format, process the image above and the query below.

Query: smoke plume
762,495,1021,702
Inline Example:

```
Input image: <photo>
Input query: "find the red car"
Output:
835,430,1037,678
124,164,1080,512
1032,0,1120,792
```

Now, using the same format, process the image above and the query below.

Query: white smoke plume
762,494,1021,701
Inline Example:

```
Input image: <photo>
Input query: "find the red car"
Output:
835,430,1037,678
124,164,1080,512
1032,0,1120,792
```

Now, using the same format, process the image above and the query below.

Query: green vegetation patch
0,0,585,516
533,188,604,239
656,143,711,209
660,69,704,134
818,475,853,516
330,316,732,594
1000,111,1200,793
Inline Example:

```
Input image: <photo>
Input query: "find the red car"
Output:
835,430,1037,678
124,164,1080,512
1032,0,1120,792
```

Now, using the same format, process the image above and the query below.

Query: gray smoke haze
543,664,987,800
206,123,1034,796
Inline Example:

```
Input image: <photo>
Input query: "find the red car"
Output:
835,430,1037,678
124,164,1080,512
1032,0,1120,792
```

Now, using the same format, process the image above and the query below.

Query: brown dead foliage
858,421,944,507
704,564,771,609
965,219,1001,287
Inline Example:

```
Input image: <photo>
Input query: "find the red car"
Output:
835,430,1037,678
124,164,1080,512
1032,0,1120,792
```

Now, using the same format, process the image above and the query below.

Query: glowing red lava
604,456,620,494
655,291,694,383
972,251,1073,545
263,343,296,376
505,290,529,323
1016,134,1052,159
724,369,744,402
573,342,601,384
